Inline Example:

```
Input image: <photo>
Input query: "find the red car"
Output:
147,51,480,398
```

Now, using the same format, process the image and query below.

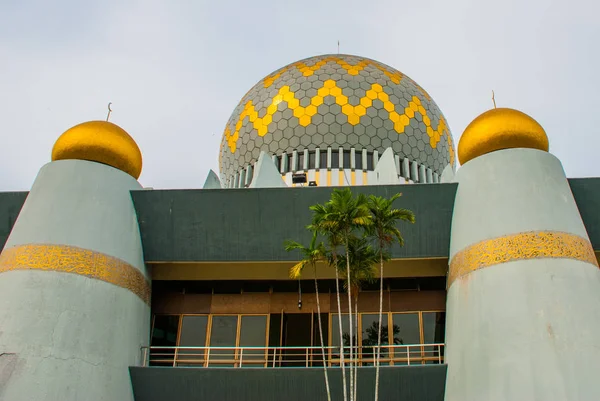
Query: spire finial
106,102,113,121
491,91,497,109
337,40,340,54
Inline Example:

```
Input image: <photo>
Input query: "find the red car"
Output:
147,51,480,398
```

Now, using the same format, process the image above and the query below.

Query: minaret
444,108,600,401
0,120,150,401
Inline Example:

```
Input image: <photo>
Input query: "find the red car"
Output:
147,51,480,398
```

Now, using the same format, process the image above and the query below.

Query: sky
1,0,598,191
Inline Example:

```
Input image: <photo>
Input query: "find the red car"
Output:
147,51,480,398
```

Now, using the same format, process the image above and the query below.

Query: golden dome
458,108,548,165
51,121,142,179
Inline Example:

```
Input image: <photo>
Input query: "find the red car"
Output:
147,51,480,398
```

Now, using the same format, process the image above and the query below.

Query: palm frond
284,240,305,252
289,260,308,279
390,208,416,223
352,215,372,226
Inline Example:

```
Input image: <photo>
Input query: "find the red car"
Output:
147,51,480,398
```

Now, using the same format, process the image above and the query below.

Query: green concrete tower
0,121,150,401
444,109,600,401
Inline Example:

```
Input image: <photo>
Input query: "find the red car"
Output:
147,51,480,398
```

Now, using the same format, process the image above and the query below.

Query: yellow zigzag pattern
263,56,405,88
224,79,454,166
263,57,432,109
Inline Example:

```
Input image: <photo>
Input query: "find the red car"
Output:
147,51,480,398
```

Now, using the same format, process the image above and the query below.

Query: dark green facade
0,191,27,251
130,183,457,262
129,365,447,401
569,178,600,250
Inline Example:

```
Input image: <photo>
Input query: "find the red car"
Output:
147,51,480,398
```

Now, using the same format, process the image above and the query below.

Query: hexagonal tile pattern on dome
219,54,455,181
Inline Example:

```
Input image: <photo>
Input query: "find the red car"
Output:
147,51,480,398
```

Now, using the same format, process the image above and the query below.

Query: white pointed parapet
444,148,600,401
439,163,455,183
374,147,399,185
203,169,222,189
249,151,288,188
0,160,150,401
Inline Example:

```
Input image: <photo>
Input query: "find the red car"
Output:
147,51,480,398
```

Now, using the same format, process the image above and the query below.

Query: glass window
312,313,329,367
178,315,208,365
268,313,282,365
355,152,363,170
361,313,389,365
274,156,281,171
343,151,351,168
391,313,420,344
331,150,339,168
209,315,238,366
239,315,267,364
320,150,328,169
331,314,351,360
422,312,446,363
151,315,180,346
309,152,316,169
366,153,374,170
391,313,421,362
150,315,180,366
422,312,445,343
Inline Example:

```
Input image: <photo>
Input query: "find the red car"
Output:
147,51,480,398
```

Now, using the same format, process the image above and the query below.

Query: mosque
1,54,600,401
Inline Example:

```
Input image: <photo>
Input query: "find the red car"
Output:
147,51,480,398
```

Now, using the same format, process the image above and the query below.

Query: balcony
141,343,444,368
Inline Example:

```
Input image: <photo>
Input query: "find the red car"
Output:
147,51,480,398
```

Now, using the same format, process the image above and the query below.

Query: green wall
0,191,28,251
129,365,447,401
130,184,457,262
569,178,600,250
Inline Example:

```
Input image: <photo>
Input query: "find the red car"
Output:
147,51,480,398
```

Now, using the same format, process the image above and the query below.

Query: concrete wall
0,160,150,401
4,160,145,267
449,149,589,255
445,149,600,401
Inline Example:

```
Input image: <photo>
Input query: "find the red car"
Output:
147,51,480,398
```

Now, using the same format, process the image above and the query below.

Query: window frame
150,313,270,367
328,310,445,366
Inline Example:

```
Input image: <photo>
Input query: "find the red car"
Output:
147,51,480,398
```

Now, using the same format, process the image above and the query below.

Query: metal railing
140,343,444,368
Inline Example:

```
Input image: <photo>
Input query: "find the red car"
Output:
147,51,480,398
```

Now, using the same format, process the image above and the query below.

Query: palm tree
309,202,348,401
335,235,378,400
285,231,331,401
315,188,372,401
367,193,415,401
337,236,378,296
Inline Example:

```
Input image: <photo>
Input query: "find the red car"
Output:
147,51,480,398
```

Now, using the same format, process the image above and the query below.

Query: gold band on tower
448,231,598,287
0,244,151,304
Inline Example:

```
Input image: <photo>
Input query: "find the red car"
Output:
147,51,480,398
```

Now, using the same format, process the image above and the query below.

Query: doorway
268,312,329,367
282,313,312,366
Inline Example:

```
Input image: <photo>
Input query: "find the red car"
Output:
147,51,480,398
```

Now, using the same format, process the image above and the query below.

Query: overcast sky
1,0,598,191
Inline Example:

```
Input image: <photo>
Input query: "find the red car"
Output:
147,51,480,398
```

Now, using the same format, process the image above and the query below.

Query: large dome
219,54,455,187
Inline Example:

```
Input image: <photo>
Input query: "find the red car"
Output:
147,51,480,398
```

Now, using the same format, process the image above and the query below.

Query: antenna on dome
491,91,497,109
106,102,113,121
337,40,340,54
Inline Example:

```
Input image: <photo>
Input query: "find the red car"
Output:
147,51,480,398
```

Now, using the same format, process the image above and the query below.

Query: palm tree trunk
353,293,359,401
313,264,332,401
374,252,384,401
334,263,348,401
345,247,354,401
